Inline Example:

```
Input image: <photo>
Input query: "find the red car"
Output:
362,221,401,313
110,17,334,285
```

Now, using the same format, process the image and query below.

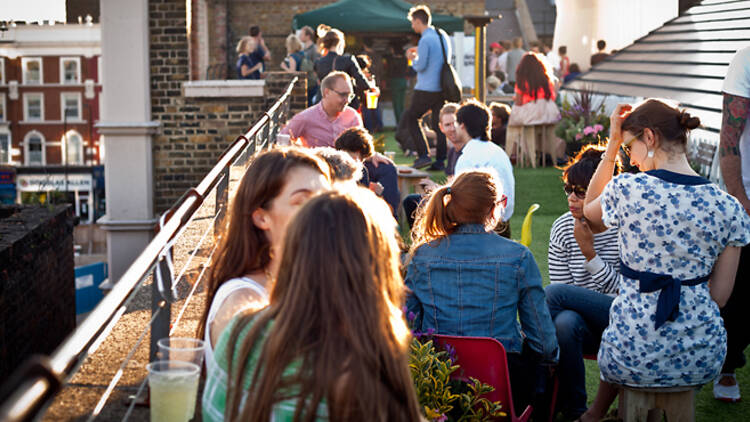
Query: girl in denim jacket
405,169,558,413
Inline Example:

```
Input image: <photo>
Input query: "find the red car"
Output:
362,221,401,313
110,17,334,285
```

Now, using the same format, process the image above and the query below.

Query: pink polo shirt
281,103,363,148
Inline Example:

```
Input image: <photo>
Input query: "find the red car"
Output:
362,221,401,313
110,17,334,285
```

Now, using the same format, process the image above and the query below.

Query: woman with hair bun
405,169,558,412
312,26,377,109
579,99,750,421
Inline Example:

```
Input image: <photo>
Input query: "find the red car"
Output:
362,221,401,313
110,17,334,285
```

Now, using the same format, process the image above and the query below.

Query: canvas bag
437,28,462,102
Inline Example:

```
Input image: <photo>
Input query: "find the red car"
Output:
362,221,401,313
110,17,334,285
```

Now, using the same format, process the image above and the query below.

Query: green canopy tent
292,0,464,34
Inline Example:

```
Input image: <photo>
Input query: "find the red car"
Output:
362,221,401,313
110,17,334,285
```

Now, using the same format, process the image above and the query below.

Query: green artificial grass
382,129,750,421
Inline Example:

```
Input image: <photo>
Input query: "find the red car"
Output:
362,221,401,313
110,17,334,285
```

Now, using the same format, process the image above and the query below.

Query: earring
647,150,654,158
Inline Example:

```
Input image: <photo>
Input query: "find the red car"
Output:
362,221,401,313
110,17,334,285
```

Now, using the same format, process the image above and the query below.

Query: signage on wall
17,174,93,192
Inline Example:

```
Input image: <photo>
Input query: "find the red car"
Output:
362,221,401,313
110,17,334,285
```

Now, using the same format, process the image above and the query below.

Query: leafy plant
408,332,506,421
409,338,459,420
556,86,610,156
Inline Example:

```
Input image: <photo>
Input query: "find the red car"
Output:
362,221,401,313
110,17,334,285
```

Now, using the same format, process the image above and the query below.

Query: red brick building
0,22,103,222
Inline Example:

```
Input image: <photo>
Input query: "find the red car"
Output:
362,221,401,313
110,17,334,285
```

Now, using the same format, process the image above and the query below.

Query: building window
63,130,83,165
0,131,10,164
22,58,43,85
60,57,80,84
0,94,5,121
61,92,81,120
24,93,44,121
24,131,45,165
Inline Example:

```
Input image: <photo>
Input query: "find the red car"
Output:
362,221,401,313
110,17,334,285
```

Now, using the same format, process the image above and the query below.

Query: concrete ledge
183,79,265,98
97,215,159,232
95,121,161,136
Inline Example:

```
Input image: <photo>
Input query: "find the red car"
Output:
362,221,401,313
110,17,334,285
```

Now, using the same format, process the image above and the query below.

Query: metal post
474,24,486,103
214,165,230,239
465,15,499,104
150,257,172,362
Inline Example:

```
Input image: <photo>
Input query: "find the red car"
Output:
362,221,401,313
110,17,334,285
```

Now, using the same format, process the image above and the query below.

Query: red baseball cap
490,42,501,50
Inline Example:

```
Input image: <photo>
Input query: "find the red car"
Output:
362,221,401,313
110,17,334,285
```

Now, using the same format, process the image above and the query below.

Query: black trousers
404,89,447,161
721,244,750,372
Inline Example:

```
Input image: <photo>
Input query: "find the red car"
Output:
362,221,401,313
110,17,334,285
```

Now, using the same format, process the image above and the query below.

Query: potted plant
556,87,610,157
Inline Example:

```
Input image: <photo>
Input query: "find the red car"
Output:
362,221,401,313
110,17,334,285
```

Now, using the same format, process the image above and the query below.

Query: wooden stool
506,124,557,168
619,385,697,422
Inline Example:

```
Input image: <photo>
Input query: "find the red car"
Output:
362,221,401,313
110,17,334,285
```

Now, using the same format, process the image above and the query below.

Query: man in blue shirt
404,5,451,171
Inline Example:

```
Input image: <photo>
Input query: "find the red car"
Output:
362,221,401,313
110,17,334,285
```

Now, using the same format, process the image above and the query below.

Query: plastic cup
147,360,200,422
276,133,291,146
366,91,379,109
384,151,396,161
157,337,205,368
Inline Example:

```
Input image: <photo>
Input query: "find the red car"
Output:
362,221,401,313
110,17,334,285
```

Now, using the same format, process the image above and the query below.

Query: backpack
299,55,317,88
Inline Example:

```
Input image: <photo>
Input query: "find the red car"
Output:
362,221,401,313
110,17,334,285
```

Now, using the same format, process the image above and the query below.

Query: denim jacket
405,224,558,360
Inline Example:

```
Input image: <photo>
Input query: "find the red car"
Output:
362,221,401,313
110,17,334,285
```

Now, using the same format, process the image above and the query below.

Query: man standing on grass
403,4,451,171
714,45,750,404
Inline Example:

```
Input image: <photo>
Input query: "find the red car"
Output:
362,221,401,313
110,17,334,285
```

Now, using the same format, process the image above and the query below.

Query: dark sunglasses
564,184,587,199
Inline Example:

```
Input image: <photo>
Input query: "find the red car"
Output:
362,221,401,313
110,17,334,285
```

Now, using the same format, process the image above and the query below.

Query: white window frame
62,130,84,165
0,128,11,164
24,130,46,166
60,92,82,121
60,57,81,84
23,93,44,122
21,57,43,85
0,93,5,122
0,57,5,85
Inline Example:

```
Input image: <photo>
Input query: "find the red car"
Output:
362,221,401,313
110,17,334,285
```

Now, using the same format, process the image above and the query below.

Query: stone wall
150,0,307,212
0,204,75,380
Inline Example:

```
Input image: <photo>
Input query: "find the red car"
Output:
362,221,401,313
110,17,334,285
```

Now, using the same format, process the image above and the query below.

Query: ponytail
411,186,455,248
409,170,500,257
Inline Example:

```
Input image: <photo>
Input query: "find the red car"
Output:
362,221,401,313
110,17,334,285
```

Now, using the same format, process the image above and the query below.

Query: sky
0,0,66,22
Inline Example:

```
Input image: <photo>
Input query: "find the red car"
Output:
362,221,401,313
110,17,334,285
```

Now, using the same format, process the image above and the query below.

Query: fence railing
0,77,298,422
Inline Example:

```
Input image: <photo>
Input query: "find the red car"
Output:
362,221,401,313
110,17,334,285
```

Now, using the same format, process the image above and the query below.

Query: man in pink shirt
281,71,363,147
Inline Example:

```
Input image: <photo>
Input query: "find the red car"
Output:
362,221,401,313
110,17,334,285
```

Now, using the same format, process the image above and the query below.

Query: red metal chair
432,334,533,422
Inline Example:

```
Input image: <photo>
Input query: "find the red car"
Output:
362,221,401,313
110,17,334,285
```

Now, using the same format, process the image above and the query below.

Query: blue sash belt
619,260,710,329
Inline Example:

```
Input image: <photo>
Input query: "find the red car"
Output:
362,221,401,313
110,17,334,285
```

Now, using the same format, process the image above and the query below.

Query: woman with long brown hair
198,147,330,366
202,188,422,421
405,169,557,413
508,51,560,127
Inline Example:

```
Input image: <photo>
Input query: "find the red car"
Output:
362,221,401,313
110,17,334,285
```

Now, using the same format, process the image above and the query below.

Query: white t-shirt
455,138,515,221
722,46,750,197
203,276,268,367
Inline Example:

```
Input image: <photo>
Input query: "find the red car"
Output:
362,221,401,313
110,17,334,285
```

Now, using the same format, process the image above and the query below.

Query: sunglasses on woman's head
563,184,586,199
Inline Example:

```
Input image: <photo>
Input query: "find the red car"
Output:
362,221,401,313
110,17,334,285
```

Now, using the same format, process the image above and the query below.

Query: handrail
0,76,299,422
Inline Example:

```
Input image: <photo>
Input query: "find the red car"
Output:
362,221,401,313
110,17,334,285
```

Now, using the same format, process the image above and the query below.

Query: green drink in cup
157,337,205,418
146,360,200,422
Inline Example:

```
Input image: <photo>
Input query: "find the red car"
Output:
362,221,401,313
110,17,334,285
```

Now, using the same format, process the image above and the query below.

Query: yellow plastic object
520,203,540,247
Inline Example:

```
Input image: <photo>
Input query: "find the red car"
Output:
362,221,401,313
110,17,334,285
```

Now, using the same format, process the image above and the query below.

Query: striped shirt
548,212,620,295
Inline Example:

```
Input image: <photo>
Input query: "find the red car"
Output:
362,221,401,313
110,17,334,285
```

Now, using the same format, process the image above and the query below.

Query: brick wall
0,204,75,380
204,0,483,78
150,0,306,212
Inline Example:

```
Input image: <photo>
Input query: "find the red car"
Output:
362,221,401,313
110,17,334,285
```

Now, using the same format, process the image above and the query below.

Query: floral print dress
598,170,750,387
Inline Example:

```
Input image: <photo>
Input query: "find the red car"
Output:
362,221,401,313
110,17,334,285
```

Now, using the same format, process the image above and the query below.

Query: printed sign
17,174,93,192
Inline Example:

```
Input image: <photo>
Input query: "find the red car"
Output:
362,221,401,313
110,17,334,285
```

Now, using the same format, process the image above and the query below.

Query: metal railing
0,77,298,422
